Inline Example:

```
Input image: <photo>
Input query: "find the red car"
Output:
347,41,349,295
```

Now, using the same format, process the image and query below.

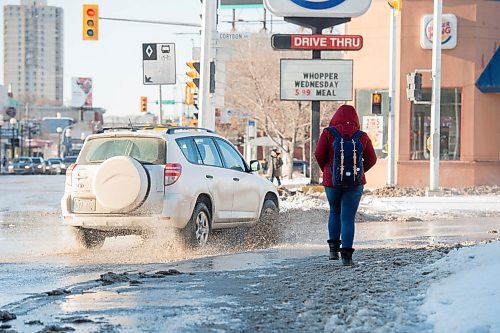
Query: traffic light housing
83,4,99,41
406,72,423,102
186,61,200,89
185,61,216,93
184,85,195,105
140,96,148,112
371,92,382,115
387,0,402,11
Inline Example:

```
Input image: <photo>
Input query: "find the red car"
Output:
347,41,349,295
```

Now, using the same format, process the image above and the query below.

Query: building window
410,88,461,161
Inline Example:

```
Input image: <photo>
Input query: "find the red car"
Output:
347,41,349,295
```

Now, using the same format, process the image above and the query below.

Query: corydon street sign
264,0,372,18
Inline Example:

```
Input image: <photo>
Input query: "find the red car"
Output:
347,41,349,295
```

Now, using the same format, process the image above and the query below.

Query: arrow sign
142,43,176,85
272,34,363,51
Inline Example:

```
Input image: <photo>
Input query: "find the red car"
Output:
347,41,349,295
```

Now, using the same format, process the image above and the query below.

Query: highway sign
264,0,372,18
272,34,363,50
280,59,353,101
142,43,176,85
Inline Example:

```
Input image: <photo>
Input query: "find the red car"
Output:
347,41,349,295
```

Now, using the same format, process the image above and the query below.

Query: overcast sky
0,0,292,117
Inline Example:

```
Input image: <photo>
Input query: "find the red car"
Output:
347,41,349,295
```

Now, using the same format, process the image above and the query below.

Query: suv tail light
66,163,77,186
164,163,182,186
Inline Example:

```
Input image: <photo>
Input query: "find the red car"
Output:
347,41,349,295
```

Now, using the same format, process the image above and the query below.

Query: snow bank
420,241,500,333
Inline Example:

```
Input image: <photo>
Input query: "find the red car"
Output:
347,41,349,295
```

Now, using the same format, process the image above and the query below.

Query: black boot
340,248,355,266
327,240,341,260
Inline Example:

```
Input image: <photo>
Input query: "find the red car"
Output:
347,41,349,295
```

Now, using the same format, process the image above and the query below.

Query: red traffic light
86,8,95,16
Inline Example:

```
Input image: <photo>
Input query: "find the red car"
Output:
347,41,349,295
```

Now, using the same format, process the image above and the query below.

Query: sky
0,0,292,118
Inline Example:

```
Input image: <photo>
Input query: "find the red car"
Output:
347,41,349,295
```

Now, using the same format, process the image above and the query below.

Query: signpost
142,43,176,85
264,0,372,184
272,34,363,51
142,42,176,124
280,59,353,101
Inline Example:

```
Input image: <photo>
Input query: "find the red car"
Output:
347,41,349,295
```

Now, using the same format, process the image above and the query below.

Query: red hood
329,104,360,137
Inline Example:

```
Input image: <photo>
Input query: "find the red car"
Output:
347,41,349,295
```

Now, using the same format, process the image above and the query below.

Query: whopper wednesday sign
280,59,353,101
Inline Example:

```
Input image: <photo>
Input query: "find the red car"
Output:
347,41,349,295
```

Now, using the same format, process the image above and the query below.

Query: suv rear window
78,136,165,165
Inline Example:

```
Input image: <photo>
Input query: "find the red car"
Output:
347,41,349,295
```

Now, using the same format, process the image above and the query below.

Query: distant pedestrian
315,105,377,265
268,148,283,186
1,155,7,171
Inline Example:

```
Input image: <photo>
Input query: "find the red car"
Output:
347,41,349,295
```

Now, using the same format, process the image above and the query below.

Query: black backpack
327,127,364,187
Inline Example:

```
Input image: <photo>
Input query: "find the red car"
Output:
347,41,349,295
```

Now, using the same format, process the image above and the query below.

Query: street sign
217,32,251,41
280,59,353,101
272,34,363,50
0,128,18,139
142,43,176,85
264,0,372,18
155,100,176,105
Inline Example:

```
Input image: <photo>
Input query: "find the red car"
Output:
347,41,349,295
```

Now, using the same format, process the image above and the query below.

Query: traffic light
387,0,402,11
83,4,99,41
186,61,200,89
371,92,382,115
406,72,423,102
184,85,195,105
140,96,148,112
185,61,216,93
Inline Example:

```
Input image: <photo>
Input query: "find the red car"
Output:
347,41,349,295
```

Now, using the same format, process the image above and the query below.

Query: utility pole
159,85,163,124
430,0,442,192
387,7,397,187
199,0,217,131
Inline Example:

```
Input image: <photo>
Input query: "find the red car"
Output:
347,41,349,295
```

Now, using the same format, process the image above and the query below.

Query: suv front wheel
73,227,106,249
182,201,211,249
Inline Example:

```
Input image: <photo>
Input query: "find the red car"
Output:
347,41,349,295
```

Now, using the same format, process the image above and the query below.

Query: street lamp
10,118,17,160
64,128,72,157
56,126,63,157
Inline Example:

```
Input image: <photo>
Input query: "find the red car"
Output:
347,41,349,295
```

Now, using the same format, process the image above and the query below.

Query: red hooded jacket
314,105,377,187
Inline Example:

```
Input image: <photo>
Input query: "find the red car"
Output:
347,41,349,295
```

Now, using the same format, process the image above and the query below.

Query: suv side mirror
249,160,261,172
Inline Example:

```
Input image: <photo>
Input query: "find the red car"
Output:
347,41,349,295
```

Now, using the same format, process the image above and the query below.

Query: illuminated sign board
264,0,372,18
420,14,457,50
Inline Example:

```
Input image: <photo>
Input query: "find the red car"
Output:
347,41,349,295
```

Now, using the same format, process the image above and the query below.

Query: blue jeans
324,185,364,249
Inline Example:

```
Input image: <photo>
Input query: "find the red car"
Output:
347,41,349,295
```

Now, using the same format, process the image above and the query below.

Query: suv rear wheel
182,202,211,249
73,227,106,249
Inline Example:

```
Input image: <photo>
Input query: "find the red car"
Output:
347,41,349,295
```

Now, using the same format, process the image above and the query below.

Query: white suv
61,126,279,249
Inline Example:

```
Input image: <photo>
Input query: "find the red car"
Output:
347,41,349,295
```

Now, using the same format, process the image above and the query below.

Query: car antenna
128,118,136,132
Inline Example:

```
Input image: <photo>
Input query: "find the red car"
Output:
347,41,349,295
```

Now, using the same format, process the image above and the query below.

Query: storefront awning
476,48,500,93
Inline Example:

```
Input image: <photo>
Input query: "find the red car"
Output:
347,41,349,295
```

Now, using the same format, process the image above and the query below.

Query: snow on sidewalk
420,241,500,333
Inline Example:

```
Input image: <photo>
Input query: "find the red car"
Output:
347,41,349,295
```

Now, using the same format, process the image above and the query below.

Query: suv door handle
233,177,240,182
206,175,213,179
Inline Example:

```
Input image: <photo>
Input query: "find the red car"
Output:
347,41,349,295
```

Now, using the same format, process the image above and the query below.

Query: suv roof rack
97,126,138,133
166,126,215,134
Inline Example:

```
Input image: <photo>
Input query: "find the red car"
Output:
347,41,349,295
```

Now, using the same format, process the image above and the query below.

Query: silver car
61,127,279,249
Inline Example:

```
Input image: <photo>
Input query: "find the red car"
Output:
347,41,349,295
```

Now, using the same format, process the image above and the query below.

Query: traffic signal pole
387,7,397,187
199,0,217,131
429,0,443,192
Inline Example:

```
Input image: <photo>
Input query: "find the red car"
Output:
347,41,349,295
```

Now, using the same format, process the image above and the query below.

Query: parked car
46,157,63,175
61,156,78,174
292,159,310,177
8,157,35,175
31,157,46,174
61,127,280,249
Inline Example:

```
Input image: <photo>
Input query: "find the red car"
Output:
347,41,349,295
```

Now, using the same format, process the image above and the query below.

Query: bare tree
222,34,312,179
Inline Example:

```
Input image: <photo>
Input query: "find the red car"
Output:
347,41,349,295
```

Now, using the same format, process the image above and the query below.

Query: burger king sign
420,14,458,50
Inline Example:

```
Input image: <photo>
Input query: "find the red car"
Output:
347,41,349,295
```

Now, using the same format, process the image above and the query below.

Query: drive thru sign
280,59,353,101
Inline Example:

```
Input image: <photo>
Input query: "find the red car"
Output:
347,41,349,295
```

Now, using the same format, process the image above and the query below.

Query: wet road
1,175,499,310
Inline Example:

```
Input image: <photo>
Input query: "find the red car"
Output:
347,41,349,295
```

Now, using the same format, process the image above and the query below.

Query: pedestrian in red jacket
315,105,377,265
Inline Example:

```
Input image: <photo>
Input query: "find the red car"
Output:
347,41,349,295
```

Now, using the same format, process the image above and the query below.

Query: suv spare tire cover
93,156,149,212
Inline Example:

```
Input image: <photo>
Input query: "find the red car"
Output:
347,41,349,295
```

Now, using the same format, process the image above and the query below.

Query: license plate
73,198,96,213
